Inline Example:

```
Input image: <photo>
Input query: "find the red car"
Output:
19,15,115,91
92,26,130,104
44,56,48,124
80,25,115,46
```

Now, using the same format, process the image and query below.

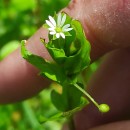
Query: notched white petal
49,16,56,26
50,31,56,35
60,32,65,39
64,28,73,32
49,28,55,31
57,13,62,27
46,20,54,28
60,14,66,27
62,24,70,30
56,33,60,38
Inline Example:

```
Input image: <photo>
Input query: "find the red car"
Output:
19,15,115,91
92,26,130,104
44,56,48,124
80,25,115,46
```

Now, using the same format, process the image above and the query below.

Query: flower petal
60,32,65,39
60,14,66,27
50,31,56,35
49,28,55,31
49,16,56,26
46,20,54,28
64,28,73,32
56,33,60,38
62,24,70,30
57,13,62,27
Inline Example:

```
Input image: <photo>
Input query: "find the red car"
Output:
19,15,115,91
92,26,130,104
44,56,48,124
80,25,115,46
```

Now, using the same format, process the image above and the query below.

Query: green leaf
21,40,66,83
51,90,68,111
46,46,66,64
40,63,66,83
50,95,89,118
51,83,84,112
63,20,91,75
64,31,71,36
64,29,76,56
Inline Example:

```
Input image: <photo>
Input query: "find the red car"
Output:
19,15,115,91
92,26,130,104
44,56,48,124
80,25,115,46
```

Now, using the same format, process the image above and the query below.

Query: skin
0,0,130,129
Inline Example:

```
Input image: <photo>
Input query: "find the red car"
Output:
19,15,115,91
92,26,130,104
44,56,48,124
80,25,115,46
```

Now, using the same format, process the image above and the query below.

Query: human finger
89,120,130,130
64,0,130,60
0,28,51,103
74,48,130,129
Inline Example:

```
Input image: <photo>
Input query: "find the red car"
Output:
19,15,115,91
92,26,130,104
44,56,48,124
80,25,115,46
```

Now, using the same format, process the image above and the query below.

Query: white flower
45,13,73,39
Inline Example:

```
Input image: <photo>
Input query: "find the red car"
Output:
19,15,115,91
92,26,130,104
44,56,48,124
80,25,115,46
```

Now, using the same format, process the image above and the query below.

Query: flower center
56,27,62,33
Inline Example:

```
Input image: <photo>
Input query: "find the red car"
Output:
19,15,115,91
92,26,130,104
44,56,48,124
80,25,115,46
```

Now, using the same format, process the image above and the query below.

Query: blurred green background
0,0,100,130
0,0,70,60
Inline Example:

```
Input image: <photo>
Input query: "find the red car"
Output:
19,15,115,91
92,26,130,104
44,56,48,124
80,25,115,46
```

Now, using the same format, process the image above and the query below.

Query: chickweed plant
21,12,110,129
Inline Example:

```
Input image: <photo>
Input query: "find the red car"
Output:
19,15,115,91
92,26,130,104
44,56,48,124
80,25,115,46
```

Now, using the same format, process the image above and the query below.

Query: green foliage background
0,0,70,60
0,0,99,130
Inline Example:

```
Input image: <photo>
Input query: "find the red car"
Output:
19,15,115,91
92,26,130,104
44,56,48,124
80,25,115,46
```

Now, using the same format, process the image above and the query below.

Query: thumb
64,0,130,60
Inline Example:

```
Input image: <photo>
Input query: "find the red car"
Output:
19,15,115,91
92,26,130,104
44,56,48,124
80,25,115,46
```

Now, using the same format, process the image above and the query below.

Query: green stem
74,83,100,109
